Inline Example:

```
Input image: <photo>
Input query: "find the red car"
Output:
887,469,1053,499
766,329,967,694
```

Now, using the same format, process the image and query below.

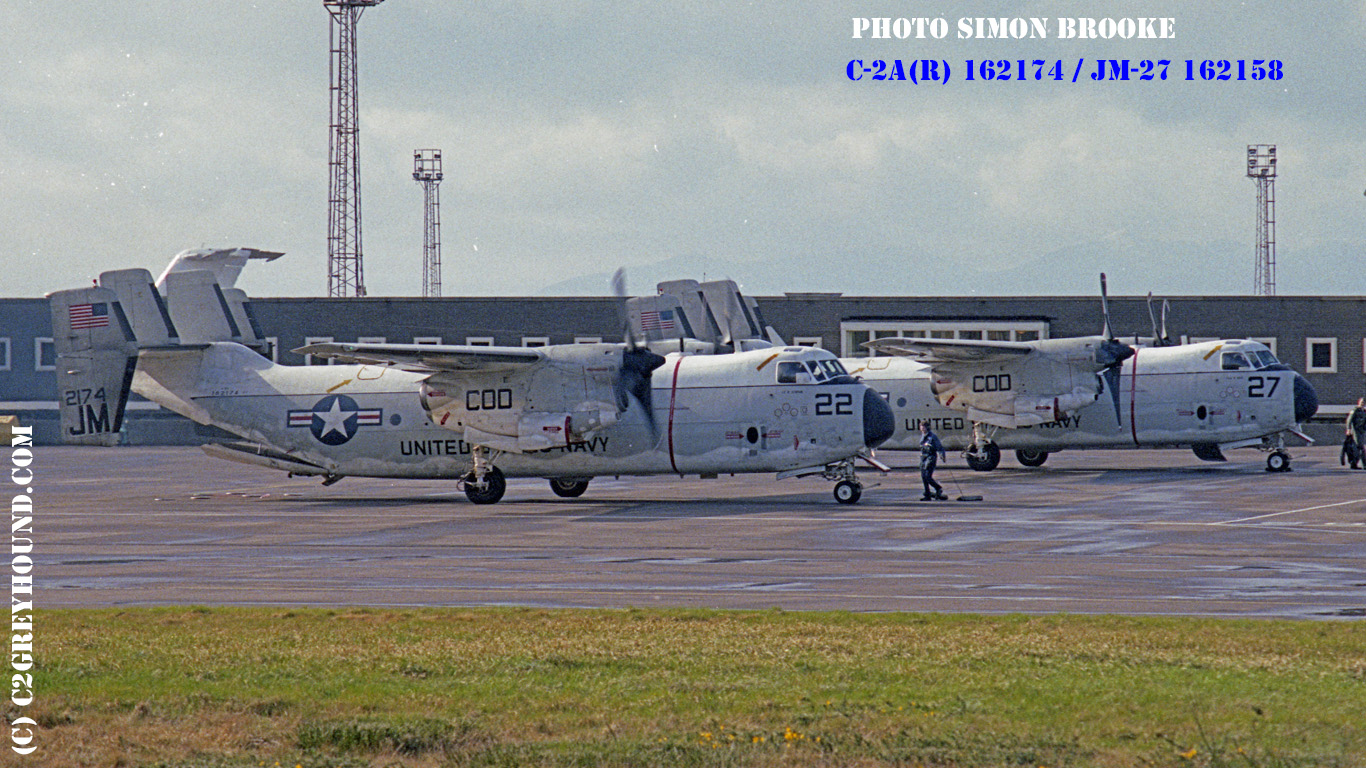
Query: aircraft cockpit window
776,361,812,384
815,359,847,378
805,361,828,381
1253,350,1279,368
1221,352,1252,371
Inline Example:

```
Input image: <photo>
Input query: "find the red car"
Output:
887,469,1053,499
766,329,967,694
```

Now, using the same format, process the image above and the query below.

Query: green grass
20,607,1366,767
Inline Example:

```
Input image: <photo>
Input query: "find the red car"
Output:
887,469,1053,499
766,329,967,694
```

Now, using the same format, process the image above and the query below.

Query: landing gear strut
965,423,1001,471
824,458,864,504
1263,433,1293,473
461,445,507,504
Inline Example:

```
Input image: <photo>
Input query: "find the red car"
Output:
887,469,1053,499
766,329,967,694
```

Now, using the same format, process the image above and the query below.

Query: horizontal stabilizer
155,247,283,291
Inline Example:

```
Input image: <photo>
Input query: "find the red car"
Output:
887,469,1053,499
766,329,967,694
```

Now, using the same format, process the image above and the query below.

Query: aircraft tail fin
99,268,180,347
626,294,694,344
47,286,139,445
161,268,268,349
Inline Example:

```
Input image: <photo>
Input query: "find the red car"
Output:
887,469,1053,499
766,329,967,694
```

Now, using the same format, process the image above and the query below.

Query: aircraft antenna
1247,144,1277,296
325,0,386,297
413,149,444,297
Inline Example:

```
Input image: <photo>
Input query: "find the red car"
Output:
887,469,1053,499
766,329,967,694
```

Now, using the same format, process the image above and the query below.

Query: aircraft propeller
1146,292,1174,347
1097,273,1136,424
612,269,666,439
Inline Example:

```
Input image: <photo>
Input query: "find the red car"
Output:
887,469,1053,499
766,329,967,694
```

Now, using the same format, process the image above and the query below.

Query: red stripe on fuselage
667,357,684,474
1129,348,1140,446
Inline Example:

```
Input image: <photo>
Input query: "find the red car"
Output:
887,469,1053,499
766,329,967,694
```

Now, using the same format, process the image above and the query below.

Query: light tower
413,149,443,297
1247,144,1277,296
325,0,385,297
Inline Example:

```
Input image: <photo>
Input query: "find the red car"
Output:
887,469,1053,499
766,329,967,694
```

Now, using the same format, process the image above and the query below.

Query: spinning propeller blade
1097,273,1135,424
610,269,666,440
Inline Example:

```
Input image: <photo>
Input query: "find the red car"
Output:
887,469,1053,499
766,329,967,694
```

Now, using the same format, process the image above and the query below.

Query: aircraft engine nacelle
1008,388,1099,427
513,408,620,452
419,381,620,453
930,369,1099,429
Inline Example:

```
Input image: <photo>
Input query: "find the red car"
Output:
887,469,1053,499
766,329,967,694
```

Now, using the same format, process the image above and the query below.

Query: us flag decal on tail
69,302,110,330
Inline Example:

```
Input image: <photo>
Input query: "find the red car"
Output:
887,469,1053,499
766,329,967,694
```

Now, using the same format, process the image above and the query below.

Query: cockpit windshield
1221,352,1252,370
813,359,848,378
775,357,850,385
1252,350,1279,368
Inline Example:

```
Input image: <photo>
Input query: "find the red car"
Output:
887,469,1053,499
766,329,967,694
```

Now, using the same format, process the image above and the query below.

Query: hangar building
2,291,1363,445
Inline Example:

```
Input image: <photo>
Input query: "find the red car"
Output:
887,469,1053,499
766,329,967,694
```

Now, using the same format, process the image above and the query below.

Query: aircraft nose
1293,373,1318,423
862,389,895,449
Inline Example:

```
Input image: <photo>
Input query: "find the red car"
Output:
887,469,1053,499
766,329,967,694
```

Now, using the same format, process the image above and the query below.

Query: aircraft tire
549,477,591,498
833,480,863,505
464,467,507,504
1015,449,1049,468
966,443,1001,472
1266,451,1291,473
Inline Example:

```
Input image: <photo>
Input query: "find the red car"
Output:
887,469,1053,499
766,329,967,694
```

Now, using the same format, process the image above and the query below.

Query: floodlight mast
1247,144,1277,296
325,0,385,297
413,149,444,297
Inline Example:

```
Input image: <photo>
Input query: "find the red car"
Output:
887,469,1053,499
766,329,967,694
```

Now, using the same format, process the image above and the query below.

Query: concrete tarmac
33,445,1366,618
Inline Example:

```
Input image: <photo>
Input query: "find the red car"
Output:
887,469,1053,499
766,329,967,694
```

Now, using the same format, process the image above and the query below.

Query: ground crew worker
919,421,948,501
1347,398,1366,470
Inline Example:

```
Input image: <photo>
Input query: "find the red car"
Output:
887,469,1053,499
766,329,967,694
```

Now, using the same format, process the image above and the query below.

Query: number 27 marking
1248,376,1279,398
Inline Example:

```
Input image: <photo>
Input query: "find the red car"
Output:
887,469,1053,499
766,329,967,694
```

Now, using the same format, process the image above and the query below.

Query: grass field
19,607,1366,767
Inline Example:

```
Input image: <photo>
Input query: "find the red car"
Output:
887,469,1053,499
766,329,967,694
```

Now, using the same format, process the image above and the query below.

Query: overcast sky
4,1,1365,299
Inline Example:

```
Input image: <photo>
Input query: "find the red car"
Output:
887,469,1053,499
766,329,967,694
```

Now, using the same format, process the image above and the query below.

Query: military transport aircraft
48,249,894,504
628,276,1319,473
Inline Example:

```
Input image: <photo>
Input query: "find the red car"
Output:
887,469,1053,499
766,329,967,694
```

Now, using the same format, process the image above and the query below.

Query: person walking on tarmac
918,421,948,501
1347,398,1366,470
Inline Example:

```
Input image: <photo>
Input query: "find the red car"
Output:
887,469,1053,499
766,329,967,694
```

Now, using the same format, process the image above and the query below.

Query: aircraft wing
864,337,1034,363
864,336,1129,429
293,342,545,373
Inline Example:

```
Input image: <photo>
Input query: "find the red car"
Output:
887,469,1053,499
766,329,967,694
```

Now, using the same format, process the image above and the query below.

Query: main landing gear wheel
463,466,507,504
833,480,863,505
966,442,1001,472
1015,448,1049,468
549,477,591,498
1266,450,1292,473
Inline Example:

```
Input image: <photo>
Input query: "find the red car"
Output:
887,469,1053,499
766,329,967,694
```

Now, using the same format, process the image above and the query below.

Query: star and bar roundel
287,394,382,446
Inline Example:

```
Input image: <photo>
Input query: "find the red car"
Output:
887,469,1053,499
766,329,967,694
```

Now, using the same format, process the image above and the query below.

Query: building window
0,338,10,372
34,338,55,372
1249,337,1277,355
466,337,494,347
793,336,823,348
34,336,56,368
413,336,442,345
1306,337,1337,373
261,336,279,363
841,320,1049,357
522,337,549,348
574,336,602,344
303,336,334,366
